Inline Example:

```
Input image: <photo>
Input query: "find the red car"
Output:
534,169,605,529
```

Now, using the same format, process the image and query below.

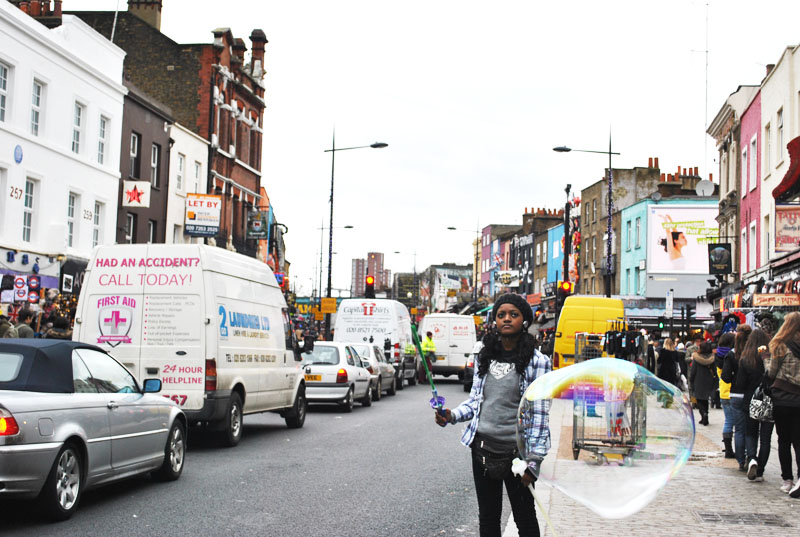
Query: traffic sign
665,289,673,318
320,297,337,314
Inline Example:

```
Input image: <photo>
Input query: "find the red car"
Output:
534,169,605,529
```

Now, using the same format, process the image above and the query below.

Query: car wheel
396,368,405,391
285,385,307,429
153,420,186,481
408,370,417,386
219,392,243,447
387,374,397,395
463,381,472,392
40,442,83,521
373,377,382,401
361,384,373,407
341,387,354,412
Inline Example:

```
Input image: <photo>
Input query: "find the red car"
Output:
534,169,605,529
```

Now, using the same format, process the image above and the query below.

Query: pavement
503,398,798,537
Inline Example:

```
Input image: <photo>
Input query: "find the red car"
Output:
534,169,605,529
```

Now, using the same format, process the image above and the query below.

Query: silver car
0,340,186,521
351,344,397,400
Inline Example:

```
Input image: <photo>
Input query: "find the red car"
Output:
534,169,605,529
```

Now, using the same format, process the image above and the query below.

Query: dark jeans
773,405,800,481
729,398,748,465
472,445,539,537
744,411,774,476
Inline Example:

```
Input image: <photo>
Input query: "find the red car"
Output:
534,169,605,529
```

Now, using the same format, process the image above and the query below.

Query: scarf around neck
715,346,731,358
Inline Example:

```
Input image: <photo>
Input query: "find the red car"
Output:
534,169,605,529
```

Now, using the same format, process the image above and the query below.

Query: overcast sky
68,0,800,296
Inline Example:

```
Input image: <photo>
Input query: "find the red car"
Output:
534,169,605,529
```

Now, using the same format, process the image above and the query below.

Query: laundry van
334,298,418,389
73,244,307,447
419,313,476,379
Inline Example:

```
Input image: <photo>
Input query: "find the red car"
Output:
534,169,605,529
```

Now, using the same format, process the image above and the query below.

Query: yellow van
552,296,625,369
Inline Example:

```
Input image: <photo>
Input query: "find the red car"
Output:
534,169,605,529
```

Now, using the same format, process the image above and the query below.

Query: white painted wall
0,6,125,260
165,123,208,244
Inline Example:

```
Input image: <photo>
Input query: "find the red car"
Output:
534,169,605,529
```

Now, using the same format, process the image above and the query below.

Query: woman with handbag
689,342,717,426
766,312,800,497
734,329,774,481
435,293,551,537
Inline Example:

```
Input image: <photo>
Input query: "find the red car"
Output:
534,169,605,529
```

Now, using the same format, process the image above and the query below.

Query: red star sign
126,185,143,204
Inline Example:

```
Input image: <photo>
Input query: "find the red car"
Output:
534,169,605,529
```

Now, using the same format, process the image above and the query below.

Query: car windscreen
0,347,73,393
351,345,370,358
301,346,340,366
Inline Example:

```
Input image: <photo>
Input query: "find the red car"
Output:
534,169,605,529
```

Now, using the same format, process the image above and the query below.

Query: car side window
345,347,356,366
75,349,138,394
373,347,384,363
282,308,294,351
71,352,98,394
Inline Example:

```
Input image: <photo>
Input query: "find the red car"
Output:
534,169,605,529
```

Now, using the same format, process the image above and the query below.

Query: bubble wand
411,324,445,415
511,459,560,537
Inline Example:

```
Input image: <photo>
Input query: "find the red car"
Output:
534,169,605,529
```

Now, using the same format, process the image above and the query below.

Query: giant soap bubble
517,358,694,519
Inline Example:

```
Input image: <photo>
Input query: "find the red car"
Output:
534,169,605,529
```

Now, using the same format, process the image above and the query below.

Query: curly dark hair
476,327,539,378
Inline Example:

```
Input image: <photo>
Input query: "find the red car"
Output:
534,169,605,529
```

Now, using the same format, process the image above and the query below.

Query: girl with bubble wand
434,293,551,537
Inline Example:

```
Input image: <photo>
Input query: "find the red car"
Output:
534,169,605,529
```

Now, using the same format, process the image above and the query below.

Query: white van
333,298,418,389
73,244,307,447
419,313,476,379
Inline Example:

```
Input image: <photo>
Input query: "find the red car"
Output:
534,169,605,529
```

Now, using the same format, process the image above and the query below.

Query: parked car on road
351,344,396,400
301,342,373,411
0,340,186,521
463,341,483,392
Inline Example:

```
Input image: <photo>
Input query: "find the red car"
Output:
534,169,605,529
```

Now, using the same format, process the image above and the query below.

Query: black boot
722,434,735,459
700,413,709,426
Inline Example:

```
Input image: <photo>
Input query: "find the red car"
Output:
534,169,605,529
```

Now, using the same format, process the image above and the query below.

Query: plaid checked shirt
450,348,552,467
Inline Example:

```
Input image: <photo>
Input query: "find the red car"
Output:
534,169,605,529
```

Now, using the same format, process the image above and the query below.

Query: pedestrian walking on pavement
43,316,73,340
13,309,35,338
735,329,774,482
420,331,436,384
715,332,737,459
656,338,681,387
689,342,717,426
434,293,550,537
766,312,800,497
0,315,18,338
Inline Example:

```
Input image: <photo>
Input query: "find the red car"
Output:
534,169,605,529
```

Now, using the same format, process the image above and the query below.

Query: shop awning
773,136,800,200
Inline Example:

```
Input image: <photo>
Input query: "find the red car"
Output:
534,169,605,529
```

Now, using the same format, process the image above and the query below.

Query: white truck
419,313,477,379
73,244,307,447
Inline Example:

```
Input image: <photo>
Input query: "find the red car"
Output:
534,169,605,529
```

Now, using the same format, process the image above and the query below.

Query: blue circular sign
14,145,23,164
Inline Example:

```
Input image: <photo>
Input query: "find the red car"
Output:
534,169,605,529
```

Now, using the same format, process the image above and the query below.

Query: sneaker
747,460,758,481
754,475,764,482
738,462,746,472
790,481,800,499
780,480,794,493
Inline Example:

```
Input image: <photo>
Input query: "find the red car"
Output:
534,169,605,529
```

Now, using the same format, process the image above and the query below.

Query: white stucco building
0,4,125,293
166,123,208,244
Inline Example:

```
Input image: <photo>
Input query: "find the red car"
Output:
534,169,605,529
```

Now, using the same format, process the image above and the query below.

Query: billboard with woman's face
647,205,718,274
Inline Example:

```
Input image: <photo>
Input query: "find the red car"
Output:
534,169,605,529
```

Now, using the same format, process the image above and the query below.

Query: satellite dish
651,191,662,201
696,179,715,197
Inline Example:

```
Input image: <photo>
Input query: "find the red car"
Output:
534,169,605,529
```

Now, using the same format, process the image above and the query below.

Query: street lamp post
323,131,387,340
316,223,353,300
553,137,620,298
446,224,480,302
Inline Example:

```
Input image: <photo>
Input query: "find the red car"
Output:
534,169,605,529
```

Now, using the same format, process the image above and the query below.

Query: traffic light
657,316,666,330
365,275,375,298
556,280,574,298
685,304,696,327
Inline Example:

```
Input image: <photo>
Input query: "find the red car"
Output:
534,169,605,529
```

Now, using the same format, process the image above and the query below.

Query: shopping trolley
571,371,647,465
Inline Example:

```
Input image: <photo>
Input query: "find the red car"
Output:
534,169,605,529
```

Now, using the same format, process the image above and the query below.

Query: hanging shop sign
185,194,222,237
775,204,800,253
708,243,732,275
122,180,151,208
246,211,269,240
752,294,800,307
493,270,520,287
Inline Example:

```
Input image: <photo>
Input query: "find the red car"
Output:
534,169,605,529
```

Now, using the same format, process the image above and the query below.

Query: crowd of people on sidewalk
650,312,800,499
0,308,74,340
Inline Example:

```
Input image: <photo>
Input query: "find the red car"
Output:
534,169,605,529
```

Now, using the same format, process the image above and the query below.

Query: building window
130,132,140,178
749,221,757,270
72,102,84,154
741,147,748,195
67,192,77,247
536,243,540,265
126,213,136,243
625,268,631,294
741,228,747,274
98,116,108,164
173,224,183,244
542,239,547,260
177,153,185,192
635,217,641,248
777,108,784,159
592,236,597,263
0,62,8,122
592,199,597,222
749,136,757,191
626,220,631,251
193,161,202,193
763,214,770,266
634,267,640,295
93,202,102,247
764,124,771,172
151,143,161,188
31,80,43,136
148,220,156,243
22,179,35,242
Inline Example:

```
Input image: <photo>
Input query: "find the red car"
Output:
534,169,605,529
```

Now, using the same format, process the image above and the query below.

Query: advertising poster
185,193,222,237
122,180,151,208
647,205,719,274
775,204,800,253
494,270,521,288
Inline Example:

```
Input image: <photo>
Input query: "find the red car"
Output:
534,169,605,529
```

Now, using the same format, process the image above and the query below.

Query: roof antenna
111,0,121,43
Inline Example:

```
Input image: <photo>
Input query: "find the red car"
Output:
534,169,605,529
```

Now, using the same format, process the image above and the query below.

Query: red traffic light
558,280,573,294
366,275,375,285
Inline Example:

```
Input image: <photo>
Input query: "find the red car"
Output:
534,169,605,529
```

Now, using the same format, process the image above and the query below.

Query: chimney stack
250,29,268,80
128,0,163,31
654,157,659,169
648,157,653,168
766,64,776,77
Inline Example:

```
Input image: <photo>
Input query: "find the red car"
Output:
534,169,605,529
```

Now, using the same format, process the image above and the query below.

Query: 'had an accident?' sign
185,194,222,237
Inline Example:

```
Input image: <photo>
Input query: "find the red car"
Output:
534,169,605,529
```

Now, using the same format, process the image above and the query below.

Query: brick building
72,1,268,257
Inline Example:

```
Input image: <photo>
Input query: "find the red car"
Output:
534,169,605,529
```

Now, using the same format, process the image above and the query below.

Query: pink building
740,90,762,276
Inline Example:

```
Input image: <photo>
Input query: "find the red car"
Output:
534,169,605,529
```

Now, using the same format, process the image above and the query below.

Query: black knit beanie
491,293,533,326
